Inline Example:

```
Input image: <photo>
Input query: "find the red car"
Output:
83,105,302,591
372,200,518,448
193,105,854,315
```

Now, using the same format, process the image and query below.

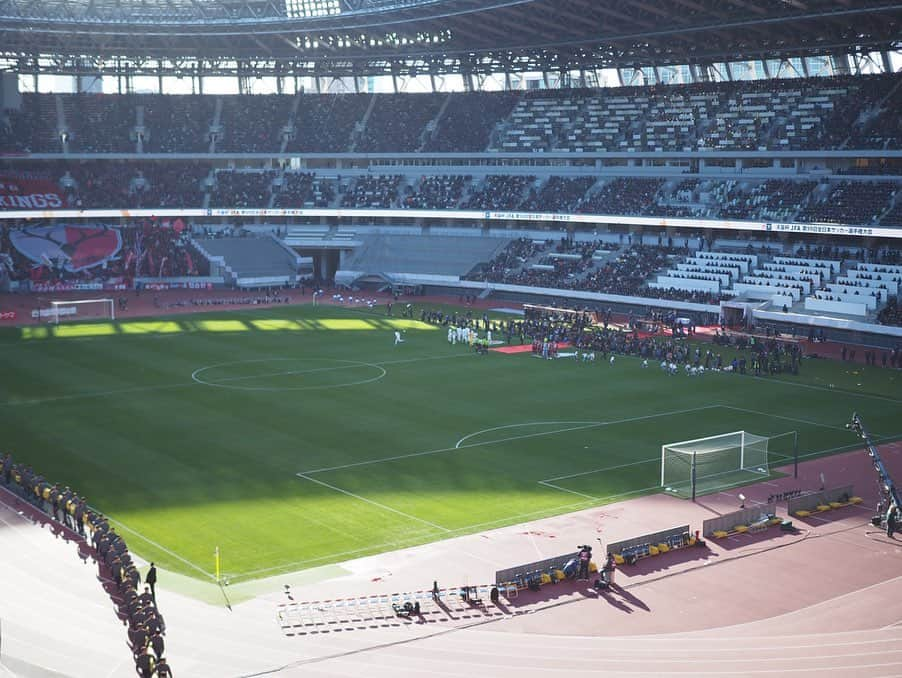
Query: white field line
195,352,476,386
302,404,721,476
296,473,451,533
195,361,382,384
537,480,598,501
454,420,602,448
720,404,859,433
0,352,471,407
455,405,722,449
542,456,660,483
747,372,902,405
0,381,194,407
104,516,217,581
234,482,674,581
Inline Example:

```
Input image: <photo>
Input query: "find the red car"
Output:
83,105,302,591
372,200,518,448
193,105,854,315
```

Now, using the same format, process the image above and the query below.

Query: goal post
661,430,772,499
50,298,115,324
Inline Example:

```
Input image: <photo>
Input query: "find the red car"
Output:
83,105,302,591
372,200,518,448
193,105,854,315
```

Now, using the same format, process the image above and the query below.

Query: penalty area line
296,473,451,533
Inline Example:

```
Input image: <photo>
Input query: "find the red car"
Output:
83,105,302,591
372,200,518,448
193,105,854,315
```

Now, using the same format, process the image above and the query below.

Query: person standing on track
146,562,158,604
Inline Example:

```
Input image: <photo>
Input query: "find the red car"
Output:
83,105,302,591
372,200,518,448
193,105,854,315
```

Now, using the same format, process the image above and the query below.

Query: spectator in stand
218,95,293,153
463,176,536,210
357,94,445,153
424,91,519,152
275,172,335,208
520,177,596,213
142,94,215,153
209,170,276,208
341,175,402,208
576,178,665,216
288,93,370,153
796,181,897,225
401,175,470,209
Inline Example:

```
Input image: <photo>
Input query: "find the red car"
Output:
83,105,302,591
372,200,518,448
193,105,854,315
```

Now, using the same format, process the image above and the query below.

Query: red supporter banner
0,173,66,210
0,311,15,320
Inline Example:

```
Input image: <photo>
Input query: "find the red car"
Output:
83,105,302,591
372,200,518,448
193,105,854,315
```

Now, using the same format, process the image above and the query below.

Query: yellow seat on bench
712,530,729,539
613,553,625,565
794,509,811,517
816,504,831,512
657,543,670,553
829,501,844,509
648,545,659,556
849,496,863,504
733,525,749,533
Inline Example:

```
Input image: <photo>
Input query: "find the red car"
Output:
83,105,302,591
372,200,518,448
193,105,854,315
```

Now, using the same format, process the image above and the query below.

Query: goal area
661,431,773,499
49,298,115,324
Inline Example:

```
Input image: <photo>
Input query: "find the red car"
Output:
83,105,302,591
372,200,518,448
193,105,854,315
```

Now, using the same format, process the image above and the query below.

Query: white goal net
661,431,770,498
49,298,115,324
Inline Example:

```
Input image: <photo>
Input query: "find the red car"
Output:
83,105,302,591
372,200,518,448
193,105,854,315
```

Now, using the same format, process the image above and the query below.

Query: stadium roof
1,0,900,77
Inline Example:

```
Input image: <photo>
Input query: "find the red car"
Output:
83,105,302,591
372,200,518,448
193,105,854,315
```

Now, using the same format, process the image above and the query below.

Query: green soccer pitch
1,302,900,584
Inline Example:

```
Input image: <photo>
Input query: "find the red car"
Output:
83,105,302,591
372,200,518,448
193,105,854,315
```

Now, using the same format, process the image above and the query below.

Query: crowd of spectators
468,240,717,303
341,175,402,208
218,95,293,153
796,180,898,225
0,453,172,677
63,94,137,153
0,94,59,153
576,178,665,216
466,237,548,282
401,175,469,209
289,94,370,153
142,95,216,153
275,171,335,208
423,91,519,152
357,93,445,153
462,175,536,210
130,161,210,209
720,179,817,222
0,218,207,285
209,170,276,208
1,73,899,157
520,177,596,213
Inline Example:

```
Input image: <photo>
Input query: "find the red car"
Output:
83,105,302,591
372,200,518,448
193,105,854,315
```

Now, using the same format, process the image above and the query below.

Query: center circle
191,358,387,392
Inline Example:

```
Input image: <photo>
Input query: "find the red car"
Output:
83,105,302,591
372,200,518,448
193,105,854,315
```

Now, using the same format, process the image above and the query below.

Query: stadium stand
424,91,519,152
218,95,294,153
275,171,336,208
288,94,371,153
209,170,277,208
195,234,298,285
401,175,470,209
62,93,138,153
341,175,403,208
341,234,510,278
520,176,597,213
796,181,898,225
357,93,445,152
576,177,665,216
142,94,216,153
463,175,536,210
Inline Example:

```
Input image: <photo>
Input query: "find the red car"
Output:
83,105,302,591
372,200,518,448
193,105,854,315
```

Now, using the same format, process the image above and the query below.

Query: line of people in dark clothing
0,452,173,677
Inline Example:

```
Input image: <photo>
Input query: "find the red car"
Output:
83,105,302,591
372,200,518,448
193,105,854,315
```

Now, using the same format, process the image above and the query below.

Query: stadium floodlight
661,431,771,501
50,298,115,324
